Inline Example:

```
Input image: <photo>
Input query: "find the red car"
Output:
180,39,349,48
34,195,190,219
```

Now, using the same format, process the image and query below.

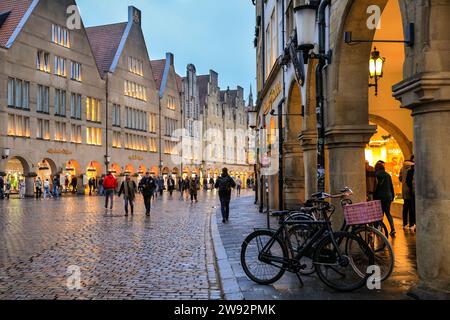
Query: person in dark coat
167,175,175,197
189,176,198,203
399,157,415,229
374,162,396,236
139,172,156,216
118,174,137,216
0,175,4,200
405,164,416,232
215,168,236,223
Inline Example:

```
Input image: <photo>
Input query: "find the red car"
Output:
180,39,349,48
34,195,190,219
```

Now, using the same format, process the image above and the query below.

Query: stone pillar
325,126,376,227
25,176,35,198
300,130,318,199
394,75,450,295
283,142,305,209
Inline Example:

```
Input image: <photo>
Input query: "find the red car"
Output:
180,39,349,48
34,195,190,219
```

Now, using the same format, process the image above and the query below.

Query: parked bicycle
240,195,375,292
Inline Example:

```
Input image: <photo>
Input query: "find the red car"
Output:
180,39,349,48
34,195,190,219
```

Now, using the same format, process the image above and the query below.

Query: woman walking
374,161,396,237
118,174,137,217
43,179,52,199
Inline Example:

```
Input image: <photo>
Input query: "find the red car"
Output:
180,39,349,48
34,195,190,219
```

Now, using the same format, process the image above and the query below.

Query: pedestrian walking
167,175,175,197
139,172,156,216
98,175,104,196
43,179,52,199
19,179,26,199
5,179,11,200
88,177,94,196
189,176,198,203
158,176,164,197
0,175,4,200
209,177,214,191
64,175,69,193
71,176,78,193
103,171,118,211
52,175,60,198
399,157,415,230
215,168,236,223
203,177,208,191
405,163,416,232
236,176,242,197
365,161,377,201
374,161,396,236
35,177,42,199
118,174,137,217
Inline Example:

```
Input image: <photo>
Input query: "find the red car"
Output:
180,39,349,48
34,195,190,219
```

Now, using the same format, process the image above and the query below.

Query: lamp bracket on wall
344,23,415,47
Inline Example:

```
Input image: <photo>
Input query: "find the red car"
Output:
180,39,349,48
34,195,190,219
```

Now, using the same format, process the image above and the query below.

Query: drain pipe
316,0,330,193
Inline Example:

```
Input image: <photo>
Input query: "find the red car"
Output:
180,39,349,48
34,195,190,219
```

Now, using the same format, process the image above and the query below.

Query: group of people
366,156,416,237
0,175,25,199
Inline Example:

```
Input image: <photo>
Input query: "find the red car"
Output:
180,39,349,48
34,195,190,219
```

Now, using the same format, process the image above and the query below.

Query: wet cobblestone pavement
0,192,221,300
215,194,419,300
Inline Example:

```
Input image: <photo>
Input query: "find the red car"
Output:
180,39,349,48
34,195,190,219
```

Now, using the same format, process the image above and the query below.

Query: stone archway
283,81,306,208
369,114,413,160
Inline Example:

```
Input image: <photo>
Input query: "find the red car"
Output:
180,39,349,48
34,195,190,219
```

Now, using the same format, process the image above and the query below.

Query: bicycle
240,199,375,292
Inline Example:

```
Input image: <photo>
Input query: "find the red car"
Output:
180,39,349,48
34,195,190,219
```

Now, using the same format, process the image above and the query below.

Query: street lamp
369,48,385,96
2,148,11,160
248,109,258,130
293,4,317,54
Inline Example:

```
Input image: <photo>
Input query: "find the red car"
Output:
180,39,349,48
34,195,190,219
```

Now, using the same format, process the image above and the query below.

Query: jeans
53,185,59,197
237,186,241,196
143,194,153,214
380,199,395,232
124,197,134,215
219,191,231,221
99,185,104,196
43,187,51,199
104,189,114,209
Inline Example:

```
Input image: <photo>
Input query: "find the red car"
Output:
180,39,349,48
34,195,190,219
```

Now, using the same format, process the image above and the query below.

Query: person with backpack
103,171,118,211
118,174,137,217
374,161,396,237
215,168,236,223
139,172,156,216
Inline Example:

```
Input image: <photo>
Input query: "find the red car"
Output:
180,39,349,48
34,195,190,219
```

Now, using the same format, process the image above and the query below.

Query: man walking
399,156,415,229
52,175,60,198
118,174,137,217
139,172,156,216
215,168,236,223
35,177,43,199
236,176,242,197
103,171,118,211
0,175,4,200
167,174,175,197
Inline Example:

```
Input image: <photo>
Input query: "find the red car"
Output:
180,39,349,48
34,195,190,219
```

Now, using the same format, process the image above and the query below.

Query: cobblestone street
0,191,222,300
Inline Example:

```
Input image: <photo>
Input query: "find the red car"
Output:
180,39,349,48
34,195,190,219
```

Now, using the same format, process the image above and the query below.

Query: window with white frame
124,80,147,101
54,121,67,142
148,137,158,153
70,124,82,144
86,97,101,122
8,78,29,109
148,113,157,133
70,61,82,81
37,119,50,140
164,118,177,137
54,56,66,77
36,50,51,73
37,85,49,113
70,93,82,119
54,89,66,116
125,107,147,131
128,57,144,76
52,24,70,48
167,96,176,110
86,127,102,146
7,114,30,138
112,104,121,127
112,131,122,148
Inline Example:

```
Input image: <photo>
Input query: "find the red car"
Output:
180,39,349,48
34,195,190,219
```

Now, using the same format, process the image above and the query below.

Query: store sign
262,82,282,113
47,149,72,155
129,155,144,161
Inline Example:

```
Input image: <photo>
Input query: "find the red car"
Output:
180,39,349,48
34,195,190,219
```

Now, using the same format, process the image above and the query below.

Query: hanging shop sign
262,82,282,114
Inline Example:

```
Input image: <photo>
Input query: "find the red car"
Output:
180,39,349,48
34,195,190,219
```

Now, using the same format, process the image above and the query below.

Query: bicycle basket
343,200,383,226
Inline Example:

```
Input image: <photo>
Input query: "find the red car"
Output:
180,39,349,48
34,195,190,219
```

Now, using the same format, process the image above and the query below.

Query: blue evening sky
77,0,256,100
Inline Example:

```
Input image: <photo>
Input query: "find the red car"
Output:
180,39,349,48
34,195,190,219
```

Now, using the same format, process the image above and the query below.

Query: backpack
218,176,232,192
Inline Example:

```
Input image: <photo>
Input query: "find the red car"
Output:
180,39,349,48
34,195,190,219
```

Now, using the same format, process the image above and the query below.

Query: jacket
118,180,137,201
399,160,414,200
374,169,395,202
103,174,118,190
139,176,156,196
215,174,236,197
406,166,415,198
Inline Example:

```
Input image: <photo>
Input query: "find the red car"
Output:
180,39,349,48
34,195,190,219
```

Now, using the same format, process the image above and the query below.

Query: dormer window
52,24,70,48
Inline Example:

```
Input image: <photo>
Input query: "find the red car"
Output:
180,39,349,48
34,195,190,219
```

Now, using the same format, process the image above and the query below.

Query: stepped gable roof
86,22,128,77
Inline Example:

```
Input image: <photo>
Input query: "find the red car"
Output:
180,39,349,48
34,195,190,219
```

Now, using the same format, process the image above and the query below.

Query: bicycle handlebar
309,187,353,201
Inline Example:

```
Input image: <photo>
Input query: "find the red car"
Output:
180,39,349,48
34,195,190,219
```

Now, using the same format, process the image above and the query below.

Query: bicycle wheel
288,223,316,275
241,229,288,285
314,232,374,292
371,221,389,238
352,226,395,282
